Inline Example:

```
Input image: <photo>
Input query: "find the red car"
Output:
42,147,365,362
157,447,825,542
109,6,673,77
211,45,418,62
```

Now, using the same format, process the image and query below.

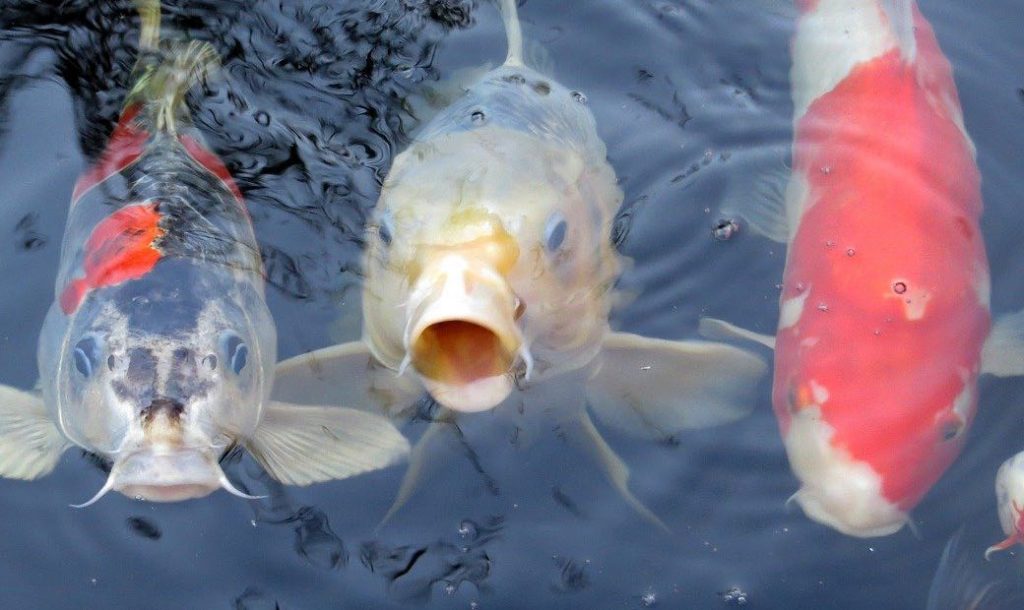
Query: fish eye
220,332,248,375
377,213,394,247
544,213,568,252
73,337,101,378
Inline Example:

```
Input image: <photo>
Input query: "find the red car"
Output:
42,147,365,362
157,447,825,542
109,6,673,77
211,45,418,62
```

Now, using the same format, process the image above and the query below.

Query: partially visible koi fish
0,0,408,504
702,0,1024,538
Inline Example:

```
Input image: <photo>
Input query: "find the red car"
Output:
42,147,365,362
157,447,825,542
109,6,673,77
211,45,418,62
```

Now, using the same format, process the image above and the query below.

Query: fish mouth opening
410,319,520,412
405,258,524,412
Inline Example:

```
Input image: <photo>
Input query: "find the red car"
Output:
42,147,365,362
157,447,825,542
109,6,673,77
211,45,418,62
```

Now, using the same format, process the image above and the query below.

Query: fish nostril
142,397,185,420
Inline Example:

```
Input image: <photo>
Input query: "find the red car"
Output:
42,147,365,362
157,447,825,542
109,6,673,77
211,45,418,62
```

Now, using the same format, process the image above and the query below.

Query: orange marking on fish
60,202,165,314
71,105,149,206
179,134,244,204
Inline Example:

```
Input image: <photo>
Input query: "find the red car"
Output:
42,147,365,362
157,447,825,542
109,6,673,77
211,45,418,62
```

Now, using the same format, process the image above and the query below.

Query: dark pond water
1,0,1023,608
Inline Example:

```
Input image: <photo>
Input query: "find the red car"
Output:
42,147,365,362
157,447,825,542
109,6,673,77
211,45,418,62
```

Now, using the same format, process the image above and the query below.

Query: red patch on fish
60,202,165,314
179,134,245,204
71,105,149,206
773,5,988,511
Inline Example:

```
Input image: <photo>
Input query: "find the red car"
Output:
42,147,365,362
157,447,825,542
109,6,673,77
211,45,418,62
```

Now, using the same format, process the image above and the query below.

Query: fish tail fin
135,0,161,53
127,1,220,134
497,0,524,67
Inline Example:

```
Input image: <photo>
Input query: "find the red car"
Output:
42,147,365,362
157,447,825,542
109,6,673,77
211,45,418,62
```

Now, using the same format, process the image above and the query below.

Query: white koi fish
0,0,408,504
273,0,766,524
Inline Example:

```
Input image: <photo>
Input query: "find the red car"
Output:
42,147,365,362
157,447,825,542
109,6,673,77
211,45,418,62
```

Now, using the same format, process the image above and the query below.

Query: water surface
1,1,1023,608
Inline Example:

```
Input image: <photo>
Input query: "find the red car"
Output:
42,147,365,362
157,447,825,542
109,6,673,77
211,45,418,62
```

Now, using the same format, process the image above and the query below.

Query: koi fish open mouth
403,254,532,412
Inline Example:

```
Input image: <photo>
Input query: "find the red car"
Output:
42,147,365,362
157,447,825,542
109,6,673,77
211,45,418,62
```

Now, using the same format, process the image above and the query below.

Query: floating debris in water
712,219,739,241
233,587,280,610
292,506,347,570
125,517,161,541
551,556,589,593
719,586,748,605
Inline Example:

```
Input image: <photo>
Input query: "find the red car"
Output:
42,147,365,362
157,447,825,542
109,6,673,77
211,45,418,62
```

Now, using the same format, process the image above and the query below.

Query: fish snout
112,448,223,502
405,255,525,412
784,407,907,537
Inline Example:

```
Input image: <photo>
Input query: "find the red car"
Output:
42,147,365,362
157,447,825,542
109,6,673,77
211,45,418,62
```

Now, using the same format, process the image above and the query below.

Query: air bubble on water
817,303,829,312
893,281,907,294
640,589,657,607
846,248,855,256
253,110,270,126
458,519,479,539
820,165,832,175
444,582,457,596
825,239,836,248
470,110,487,125
712,219,739,241
720,586,748,605
470,601,480,610
571,90,587,104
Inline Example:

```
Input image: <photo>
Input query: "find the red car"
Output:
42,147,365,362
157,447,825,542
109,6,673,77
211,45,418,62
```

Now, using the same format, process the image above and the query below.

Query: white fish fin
246,401,410,486
881,0,917,63
379,419,454,526
698,318,777,350
574,409,668,531
585,332,767,439
720,166,791,243
272,341,423,418
981,311,1024,377
497,0,524,67
927,529,1024,610
0,385,69,480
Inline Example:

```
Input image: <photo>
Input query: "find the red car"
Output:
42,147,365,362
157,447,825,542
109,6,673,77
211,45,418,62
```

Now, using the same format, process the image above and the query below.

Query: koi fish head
776,368,977,537
40,260,275,503
362,109,621,412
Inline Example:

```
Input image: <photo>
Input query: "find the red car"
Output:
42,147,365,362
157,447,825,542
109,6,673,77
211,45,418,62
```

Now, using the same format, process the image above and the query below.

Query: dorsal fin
127,1,220,135
881,0,917,62
498,0,524,67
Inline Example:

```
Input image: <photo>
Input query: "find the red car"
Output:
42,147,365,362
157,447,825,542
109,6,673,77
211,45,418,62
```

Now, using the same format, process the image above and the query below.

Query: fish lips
405,258,525,413
111,448,225,502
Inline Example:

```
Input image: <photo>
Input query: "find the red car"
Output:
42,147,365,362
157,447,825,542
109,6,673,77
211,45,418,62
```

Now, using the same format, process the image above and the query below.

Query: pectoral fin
379,419,454,526
246,401,410,486
982,311,1024,378
698,317,776,350
585,332,767,440
272,341,423,418
573,409,667,531
0,385,69,479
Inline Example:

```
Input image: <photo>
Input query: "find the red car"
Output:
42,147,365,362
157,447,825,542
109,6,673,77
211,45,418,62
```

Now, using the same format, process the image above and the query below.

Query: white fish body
273,0,766,524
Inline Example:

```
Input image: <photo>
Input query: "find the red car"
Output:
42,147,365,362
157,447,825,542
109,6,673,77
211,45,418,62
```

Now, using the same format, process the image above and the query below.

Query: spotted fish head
40,261,275,503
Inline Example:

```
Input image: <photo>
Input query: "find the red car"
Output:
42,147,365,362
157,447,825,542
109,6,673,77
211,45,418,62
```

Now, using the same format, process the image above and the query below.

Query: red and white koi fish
272,0,766,525
0,0,407,504
703,0,1024,537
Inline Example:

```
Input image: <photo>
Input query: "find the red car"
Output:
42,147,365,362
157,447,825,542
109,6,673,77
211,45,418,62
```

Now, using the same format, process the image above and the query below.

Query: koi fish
272,0,766,524
0,0,408,504
701,0,1024,537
